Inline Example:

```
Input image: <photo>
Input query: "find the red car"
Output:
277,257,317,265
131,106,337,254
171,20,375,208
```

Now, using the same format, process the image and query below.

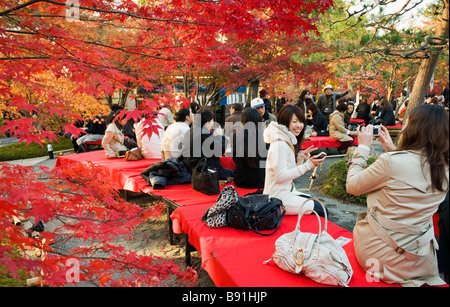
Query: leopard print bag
201,185,238,228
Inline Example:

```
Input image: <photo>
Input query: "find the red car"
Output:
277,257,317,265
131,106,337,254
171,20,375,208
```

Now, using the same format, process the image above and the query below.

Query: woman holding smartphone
263,104,327,217
347,104,449,286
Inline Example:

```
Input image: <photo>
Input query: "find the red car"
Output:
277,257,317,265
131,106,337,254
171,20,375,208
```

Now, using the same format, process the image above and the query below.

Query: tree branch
0,0,42,17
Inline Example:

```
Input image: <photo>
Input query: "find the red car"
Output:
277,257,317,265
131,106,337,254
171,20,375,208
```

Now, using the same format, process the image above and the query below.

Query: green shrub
0,137,73,161
320,155,377,205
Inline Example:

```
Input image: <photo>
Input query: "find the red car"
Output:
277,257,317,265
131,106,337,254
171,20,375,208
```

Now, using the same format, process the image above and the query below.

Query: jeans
298,195,329,218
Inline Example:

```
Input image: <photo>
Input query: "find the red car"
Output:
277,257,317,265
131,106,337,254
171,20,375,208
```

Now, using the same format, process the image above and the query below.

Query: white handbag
265,199,353,286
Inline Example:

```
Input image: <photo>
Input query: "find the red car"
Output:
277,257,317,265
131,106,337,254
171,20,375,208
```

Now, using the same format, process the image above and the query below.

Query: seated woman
102,112,131,159
180,107,233,180
263,104,327,216
76,115,107,153
232,108,269,189
329,101,357,154
161,107,193,160
135,114,165,159
344,102,354,126
355,98,371,126
370,96,396,126
306,102,328,136
347,104,449,287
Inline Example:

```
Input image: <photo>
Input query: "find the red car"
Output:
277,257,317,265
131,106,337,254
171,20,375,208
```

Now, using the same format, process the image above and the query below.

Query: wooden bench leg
185,233,192,267
167,205,175,245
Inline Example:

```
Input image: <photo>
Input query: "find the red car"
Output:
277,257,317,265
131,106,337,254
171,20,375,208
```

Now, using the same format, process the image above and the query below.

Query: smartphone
317,152,327,159
372,125,381,136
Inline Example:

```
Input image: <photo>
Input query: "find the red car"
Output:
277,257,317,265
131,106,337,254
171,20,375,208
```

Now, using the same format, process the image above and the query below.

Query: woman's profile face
205,119,214,130
289,114,304,136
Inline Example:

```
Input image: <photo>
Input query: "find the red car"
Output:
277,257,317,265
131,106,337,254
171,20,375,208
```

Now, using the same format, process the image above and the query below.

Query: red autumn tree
1,0,334,286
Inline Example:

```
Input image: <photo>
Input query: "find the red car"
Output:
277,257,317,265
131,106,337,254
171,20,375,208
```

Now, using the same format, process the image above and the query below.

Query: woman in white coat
263,104,327,216
135,116,165,159
102,113,129,159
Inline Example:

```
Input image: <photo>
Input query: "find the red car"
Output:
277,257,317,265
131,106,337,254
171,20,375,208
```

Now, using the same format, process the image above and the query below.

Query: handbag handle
193,157,208,173
293,209,322,260
295,197,328,234
249,208,286,236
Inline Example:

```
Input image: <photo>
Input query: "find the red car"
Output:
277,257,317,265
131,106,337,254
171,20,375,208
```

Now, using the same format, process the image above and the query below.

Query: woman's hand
298,145,318,161
356,124,374,148
376,125,396,152
309,153,326,167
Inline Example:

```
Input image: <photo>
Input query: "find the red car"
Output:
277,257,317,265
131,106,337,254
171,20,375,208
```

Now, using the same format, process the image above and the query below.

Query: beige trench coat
329,111,353,142
347,147,448,287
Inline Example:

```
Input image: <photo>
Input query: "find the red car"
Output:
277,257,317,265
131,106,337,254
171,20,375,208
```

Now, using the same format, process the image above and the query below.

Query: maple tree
1,0,335,286
316,0,449,105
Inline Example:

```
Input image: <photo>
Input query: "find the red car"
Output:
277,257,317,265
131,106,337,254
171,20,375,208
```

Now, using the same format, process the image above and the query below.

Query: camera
372,125,381,136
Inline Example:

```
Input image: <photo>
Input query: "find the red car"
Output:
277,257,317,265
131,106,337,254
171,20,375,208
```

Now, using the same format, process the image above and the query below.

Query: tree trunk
408,52,441,108
408,0,449,110
245,79,259,107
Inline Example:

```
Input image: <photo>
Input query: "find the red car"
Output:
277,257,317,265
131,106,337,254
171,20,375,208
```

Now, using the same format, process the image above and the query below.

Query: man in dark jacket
317,84,349,121
224,103,243,140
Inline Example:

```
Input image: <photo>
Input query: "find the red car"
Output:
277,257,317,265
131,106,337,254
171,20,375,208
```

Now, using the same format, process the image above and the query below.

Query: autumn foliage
1,0,334,286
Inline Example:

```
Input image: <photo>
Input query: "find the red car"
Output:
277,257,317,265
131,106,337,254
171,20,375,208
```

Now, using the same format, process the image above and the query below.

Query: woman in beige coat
347,104,449,287
329,102,357,154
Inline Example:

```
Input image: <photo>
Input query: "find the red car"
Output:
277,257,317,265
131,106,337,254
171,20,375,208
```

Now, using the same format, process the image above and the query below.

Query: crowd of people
65,84,448,287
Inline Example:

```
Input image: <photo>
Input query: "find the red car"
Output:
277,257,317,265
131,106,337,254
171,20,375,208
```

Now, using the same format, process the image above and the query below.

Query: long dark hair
397,104,449,191
379,96,392,110
233,108,265,168
277,104,306,154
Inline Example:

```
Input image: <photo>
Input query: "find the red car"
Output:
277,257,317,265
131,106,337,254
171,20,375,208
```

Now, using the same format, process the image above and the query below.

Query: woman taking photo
263,104,327,216
347,104,449,287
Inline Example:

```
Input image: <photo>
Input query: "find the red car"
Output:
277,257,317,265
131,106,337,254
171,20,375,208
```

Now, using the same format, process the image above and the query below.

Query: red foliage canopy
0,0,334,286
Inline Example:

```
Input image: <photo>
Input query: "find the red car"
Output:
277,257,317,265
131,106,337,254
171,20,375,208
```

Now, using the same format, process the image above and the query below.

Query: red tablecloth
170,204,400,287
55,150,158,170
385,123,403,129
142,183,258,207
55,151,238,194
301,136,358,149
350,118,365,125
55,151,159,192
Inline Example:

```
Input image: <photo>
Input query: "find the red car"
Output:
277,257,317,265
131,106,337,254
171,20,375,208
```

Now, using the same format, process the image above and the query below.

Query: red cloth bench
55,151,239,196
170,203,401,287
55,151,444,287
350,118,365,125
83,139,103,151
302,136,358,149
385,123,403,129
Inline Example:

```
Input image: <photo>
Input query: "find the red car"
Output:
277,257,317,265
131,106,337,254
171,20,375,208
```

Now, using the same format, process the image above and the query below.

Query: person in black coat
355,98,371,126
370,97,395,126
232,108,268,189
180,107,233,180
306,102,328,136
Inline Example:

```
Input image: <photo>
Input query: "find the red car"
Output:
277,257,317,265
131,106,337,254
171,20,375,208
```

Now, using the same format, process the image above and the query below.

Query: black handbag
226,194,285,236
192,158,220,195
